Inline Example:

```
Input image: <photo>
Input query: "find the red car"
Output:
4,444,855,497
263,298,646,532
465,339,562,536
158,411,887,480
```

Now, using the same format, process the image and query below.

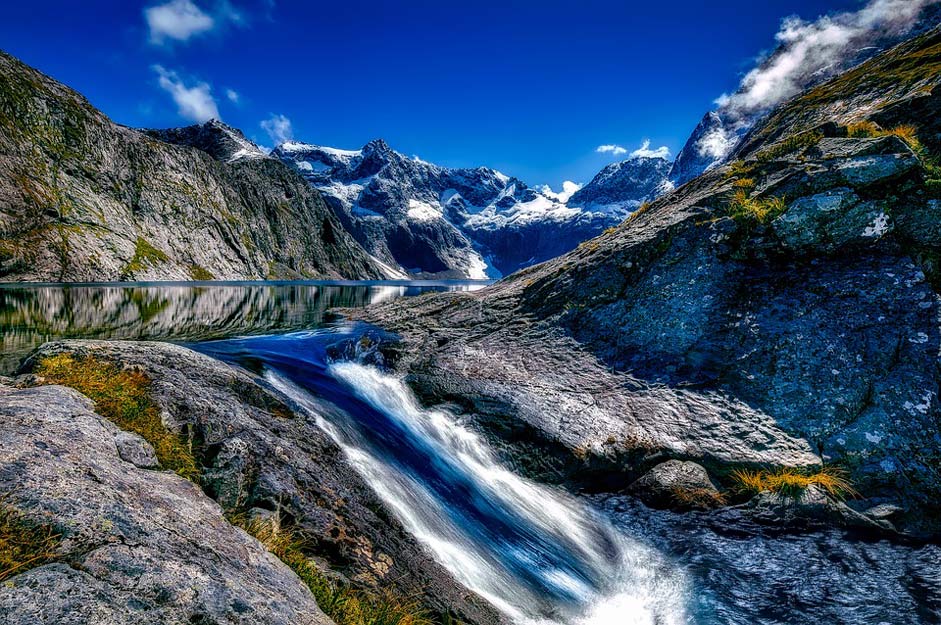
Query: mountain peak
143,120,267,164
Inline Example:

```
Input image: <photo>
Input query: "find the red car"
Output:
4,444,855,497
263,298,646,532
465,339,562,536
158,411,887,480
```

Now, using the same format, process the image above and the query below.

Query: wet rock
0,385,330,625
627,460,724,511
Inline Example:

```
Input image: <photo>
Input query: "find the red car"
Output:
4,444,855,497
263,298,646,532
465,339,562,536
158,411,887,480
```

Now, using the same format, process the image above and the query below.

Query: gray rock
744,485,893,533
627,460,723,511
772,188,892,252
19,340,504,625
113,430,158,469
0,385,330,625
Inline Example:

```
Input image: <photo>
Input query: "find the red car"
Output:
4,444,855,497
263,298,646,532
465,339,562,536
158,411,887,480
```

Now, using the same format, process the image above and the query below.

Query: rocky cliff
0,51,386,282
353,27,941,536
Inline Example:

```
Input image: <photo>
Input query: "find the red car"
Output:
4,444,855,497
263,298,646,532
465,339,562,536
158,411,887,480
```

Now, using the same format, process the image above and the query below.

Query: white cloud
225,88,240,104
145,0,215,44
145,0,245,45
261,113,293,145
596,144,628,156
152,65,220,122
538,181,582,203
717,0,938,119
629,139,671,160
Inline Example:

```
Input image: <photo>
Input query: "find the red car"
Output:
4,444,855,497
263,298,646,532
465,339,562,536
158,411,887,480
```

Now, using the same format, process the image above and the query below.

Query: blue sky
2,0,866,188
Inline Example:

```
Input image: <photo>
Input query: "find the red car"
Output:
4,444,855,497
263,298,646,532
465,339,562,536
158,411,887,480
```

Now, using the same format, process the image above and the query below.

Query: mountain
355,26,941,536
272,139,659,278
566,155,673,211
668,1,941,187
0,51,385,282
143,119,268,163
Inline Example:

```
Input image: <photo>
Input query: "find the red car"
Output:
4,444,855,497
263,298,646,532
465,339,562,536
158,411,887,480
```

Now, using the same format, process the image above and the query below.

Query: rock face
353,28,941,535
272,139,636,278
14,340,503,625
0,384,331,625
0,51,386,282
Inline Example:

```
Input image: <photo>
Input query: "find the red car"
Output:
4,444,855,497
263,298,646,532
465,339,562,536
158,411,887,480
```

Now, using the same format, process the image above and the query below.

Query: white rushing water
267,362,691,625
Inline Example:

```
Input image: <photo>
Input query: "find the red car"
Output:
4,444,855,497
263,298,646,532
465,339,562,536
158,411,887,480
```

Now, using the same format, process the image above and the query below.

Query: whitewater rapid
266,360,691,625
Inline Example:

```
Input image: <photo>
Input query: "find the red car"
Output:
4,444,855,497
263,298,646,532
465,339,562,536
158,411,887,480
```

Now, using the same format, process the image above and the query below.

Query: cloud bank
153,65,220,122
717,0,938,119
539,181,582,203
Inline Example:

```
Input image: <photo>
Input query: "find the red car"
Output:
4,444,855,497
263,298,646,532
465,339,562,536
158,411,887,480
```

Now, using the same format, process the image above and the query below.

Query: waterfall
264,356,691,625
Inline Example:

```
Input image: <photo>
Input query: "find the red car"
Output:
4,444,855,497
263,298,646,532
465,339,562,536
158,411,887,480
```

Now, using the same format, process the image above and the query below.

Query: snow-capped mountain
567,156,673,212
272,139,661,278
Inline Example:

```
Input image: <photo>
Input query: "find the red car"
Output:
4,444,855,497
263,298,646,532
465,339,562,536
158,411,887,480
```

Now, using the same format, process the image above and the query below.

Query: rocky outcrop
0,51,385,282
12,340,503,625
0,383,331,625
350,28,941,535
143,119,268,164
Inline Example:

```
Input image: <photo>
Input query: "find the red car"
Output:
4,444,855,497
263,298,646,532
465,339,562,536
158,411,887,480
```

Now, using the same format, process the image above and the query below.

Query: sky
0,0,878,188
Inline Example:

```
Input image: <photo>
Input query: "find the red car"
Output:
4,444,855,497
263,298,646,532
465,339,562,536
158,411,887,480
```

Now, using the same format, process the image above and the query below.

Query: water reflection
0,281,485,373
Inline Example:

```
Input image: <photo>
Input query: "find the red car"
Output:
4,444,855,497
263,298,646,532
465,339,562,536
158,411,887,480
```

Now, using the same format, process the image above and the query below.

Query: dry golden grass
235,515,432,625
728,190,787,224
0,501,61,583
669,487,727,509
732,467,858,500
35,354,200,481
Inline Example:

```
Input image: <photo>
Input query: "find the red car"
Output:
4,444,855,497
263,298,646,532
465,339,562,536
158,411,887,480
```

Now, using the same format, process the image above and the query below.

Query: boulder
0,385,330,625
627,460,724,511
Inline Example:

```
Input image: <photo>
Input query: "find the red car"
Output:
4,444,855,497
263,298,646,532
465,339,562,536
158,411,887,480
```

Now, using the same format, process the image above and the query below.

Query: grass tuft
235,515,432,625
732,466,858,500
728,190,787,224
753,130,823,163
0,501,62,583
34,354,200,481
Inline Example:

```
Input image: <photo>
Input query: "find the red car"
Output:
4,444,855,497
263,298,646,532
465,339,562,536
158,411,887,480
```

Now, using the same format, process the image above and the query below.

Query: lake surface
0,280,486,373
2,281,939,624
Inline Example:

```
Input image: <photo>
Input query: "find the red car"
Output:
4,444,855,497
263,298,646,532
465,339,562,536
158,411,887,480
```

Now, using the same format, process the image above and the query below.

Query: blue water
194,327,691,625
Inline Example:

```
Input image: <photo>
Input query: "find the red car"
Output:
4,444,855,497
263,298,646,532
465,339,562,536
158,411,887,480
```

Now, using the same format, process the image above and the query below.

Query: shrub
732,466,857,500
0,501,62,583
35,354,200,481
235,515,432,625
926,179,941,198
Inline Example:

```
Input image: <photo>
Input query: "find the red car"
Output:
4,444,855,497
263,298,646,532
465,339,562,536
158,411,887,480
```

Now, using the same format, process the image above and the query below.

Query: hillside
354,26,941,536
0,51,386,282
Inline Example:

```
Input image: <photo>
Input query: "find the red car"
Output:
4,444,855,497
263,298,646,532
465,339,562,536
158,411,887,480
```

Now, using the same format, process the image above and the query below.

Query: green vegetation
235,515,432,625
189,264,215,281
0,501,62,583
35,354,199,481
124,236,169,276
732,466,857,500
753,130,823,163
